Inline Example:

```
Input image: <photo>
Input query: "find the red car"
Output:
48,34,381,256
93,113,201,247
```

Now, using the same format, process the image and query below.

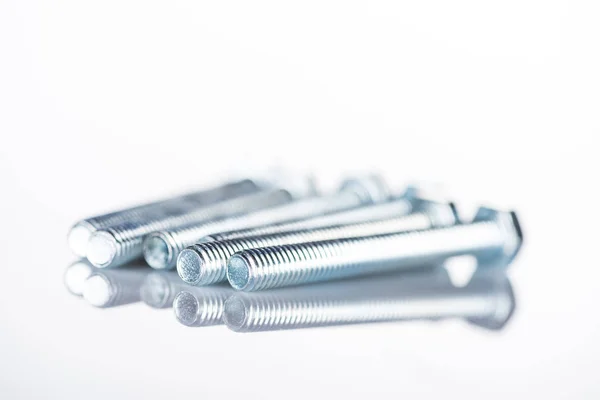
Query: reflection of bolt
227,207,523,291
177,200,456,286
67,179,262,257
143,176,390,270
86,189,297,269
173,286,234,327
82,265,149,308
64,259,96,296
223,266,515,333
139,271,187,309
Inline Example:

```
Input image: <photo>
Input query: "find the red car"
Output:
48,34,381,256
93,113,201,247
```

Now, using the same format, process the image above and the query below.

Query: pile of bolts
67,174,523,329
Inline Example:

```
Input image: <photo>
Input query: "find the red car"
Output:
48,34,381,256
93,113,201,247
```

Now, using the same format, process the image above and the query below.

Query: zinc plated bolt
172,286,235,327
177,200,457,286
82,264,150,308
223,264,515,333
67,179,262,257
143,176,390,270
226,207,523,291
203,187,420,242
86,188,300,269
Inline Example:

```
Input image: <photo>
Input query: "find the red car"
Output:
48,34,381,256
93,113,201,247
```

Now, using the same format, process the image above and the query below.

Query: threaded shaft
177,211,451,286
223,270,514,332
67,179,261,257
173,286,234,327
87,189,293,268
144,189,377,270
205,197,414,242
227,220,510,291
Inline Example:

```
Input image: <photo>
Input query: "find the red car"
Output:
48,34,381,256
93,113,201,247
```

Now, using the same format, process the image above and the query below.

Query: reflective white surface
1,0,599,398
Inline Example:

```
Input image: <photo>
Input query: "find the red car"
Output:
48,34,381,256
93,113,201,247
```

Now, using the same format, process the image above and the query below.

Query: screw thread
173,287,233,327
228,221,508,291
205,198,414,242
88,189,293,268
223,272,512,332
183,212,443,285
146,190,371,269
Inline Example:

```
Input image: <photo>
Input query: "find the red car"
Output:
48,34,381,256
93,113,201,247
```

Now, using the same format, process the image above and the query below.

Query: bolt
82,264,150,308
143,175,390,270
177,200,456,286
226,207,523,291
86,188,299,269
173,286,234,327
223,264,515,332
204,187,419,242
67,179,262,257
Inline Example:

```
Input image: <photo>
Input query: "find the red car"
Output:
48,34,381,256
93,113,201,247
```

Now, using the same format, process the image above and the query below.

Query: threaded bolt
173,286,234,327
223,266,515,332
177,201,457,286
86,189,295,269
226,207,523,291
67,179,261,257
204,188,417,242
143,175,390,270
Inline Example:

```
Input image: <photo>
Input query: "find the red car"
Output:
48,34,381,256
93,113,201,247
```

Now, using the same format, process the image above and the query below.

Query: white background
1,1,599,398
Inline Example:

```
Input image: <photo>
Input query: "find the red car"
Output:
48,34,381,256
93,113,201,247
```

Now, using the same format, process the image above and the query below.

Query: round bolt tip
140,273,171,308
227,255,250,291
144,235,172,270
68,222,95,257
173,291,200,326
63,260,95,296
83,274,113,307
177,249,203,285
223,296,248,331
87,232,118,268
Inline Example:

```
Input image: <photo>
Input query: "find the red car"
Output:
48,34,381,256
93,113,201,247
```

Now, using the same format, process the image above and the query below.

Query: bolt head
413,199,460,227
338,175,390,204
472,207,523,265
466,270,516,331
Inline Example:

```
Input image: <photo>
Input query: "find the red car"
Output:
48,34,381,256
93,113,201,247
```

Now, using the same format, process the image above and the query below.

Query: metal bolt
67,179,262,257
86,188,299,269
226,207,523,291
82,264,150,308
143,176,390,270
173,286,234,327
204,187,419,242
223,264,515,333
177,200,457,286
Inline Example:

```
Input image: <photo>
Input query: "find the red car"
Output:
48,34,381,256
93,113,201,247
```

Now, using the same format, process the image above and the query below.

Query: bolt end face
173,291,201,326
87,231,118,268
227,255,251,291
140,273,171,308
82,274,113,307
177,248,204,285
473,207,524,264
339,175,390,204
223,295,249,332
467,275,516,331
64,259,96,296
143,234,174,270
68,221,96,257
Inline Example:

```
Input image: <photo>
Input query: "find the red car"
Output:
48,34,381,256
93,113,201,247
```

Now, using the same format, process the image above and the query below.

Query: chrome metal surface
172,285,235,327
223,265,515,332
86,189,295,269
67,179,261,257
177,201,457,286
204,188,417,242
143,175,390,270
226,207,523,291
